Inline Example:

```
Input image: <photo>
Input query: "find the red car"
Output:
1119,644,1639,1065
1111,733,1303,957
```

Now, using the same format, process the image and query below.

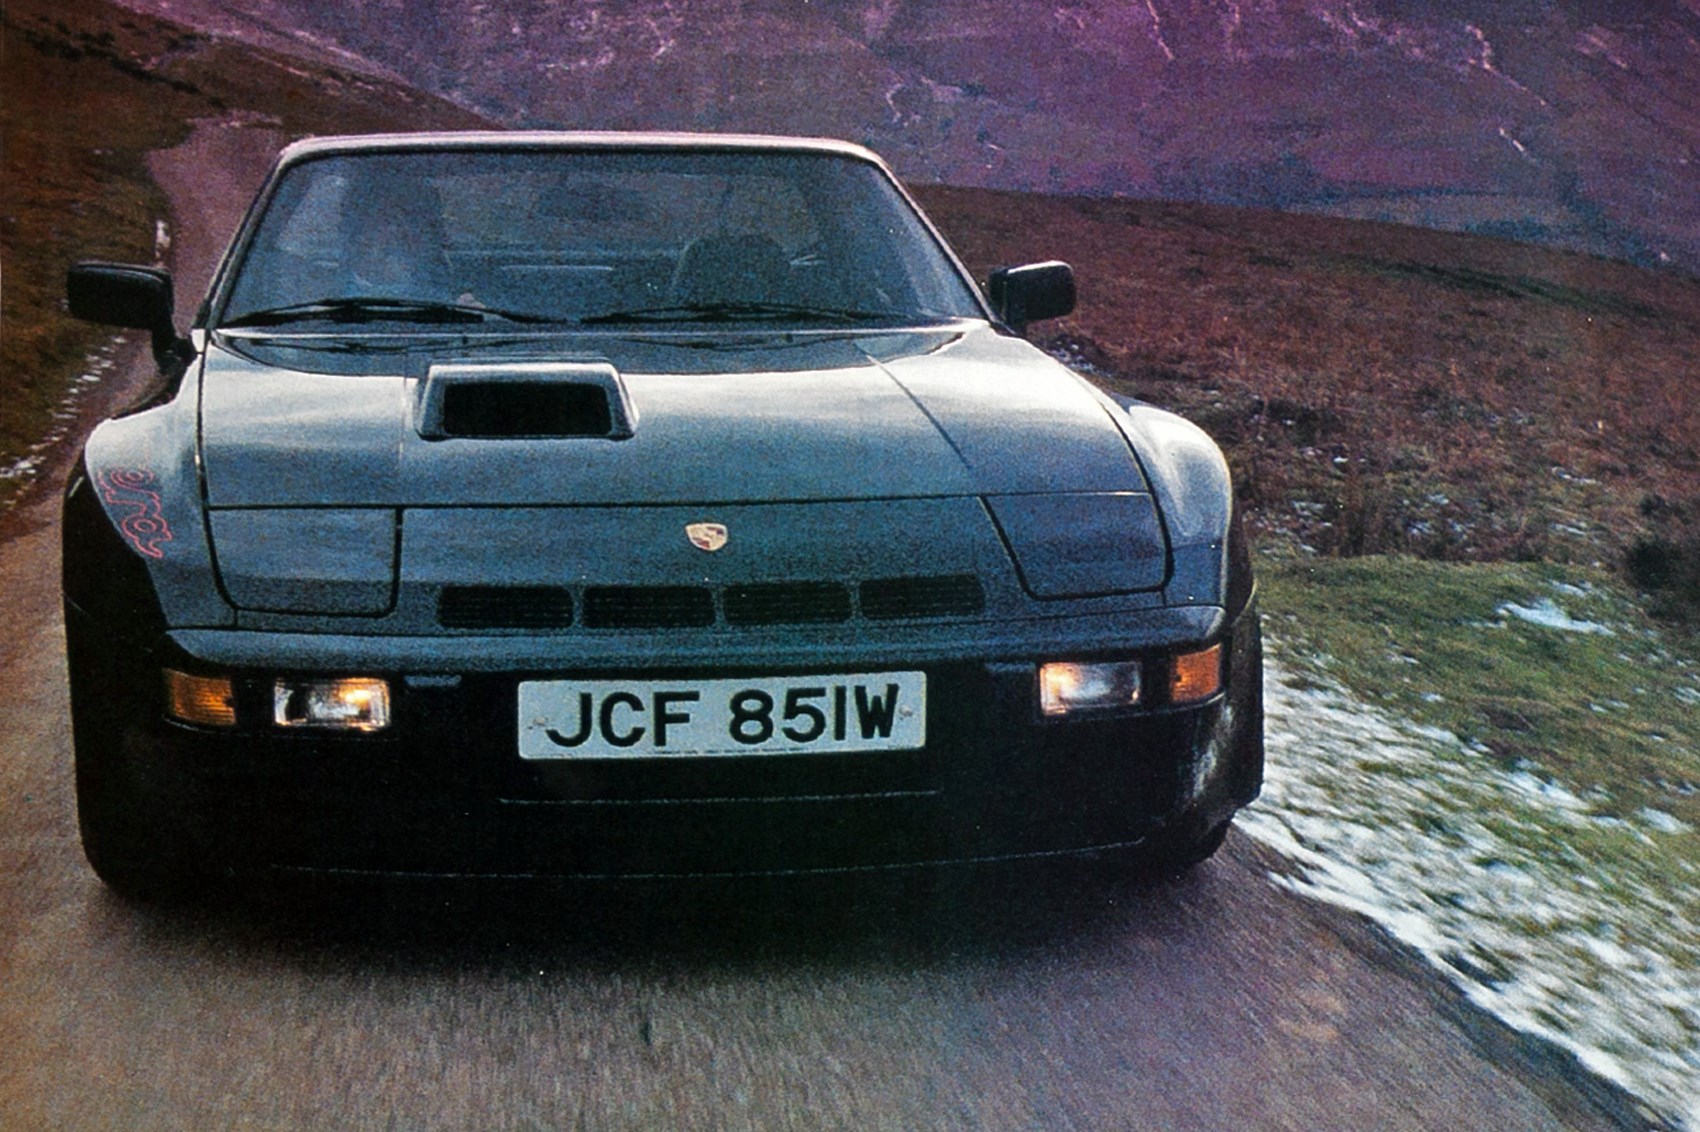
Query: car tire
1144,817,1232,878
71,713,200,903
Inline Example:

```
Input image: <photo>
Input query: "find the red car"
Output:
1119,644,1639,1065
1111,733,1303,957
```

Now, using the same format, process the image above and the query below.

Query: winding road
0,118,1641,1131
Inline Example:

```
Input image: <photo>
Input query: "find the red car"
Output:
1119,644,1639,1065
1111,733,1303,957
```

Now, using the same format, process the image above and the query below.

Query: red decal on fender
98,468,174,559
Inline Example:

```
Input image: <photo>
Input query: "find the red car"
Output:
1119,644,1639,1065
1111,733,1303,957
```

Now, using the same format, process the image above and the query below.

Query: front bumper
70,605,1263,879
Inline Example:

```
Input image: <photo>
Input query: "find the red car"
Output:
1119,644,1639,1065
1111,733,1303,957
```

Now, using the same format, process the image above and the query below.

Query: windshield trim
212,316,987,345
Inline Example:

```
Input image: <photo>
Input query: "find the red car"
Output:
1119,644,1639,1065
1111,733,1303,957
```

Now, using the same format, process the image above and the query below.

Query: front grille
860,574,985,619
583,585,715,629
437,574,987,630
438,585,574,629
725,582,852,626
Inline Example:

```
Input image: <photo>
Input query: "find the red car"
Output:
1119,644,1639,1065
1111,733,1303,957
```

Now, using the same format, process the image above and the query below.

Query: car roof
276,131,887,168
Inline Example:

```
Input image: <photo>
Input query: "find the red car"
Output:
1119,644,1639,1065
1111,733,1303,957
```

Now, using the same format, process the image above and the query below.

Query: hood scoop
417,361,637,440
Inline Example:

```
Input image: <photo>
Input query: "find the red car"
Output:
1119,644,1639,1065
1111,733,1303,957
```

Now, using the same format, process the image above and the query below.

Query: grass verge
1254,553,1699,1126
1259,553,1700,831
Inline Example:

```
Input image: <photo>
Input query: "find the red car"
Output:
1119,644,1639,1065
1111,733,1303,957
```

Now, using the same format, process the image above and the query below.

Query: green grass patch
1260,553,1700,830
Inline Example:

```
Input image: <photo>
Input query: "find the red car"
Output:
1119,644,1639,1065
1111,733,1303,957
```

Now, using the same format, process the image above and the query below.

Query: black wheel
1143,817,1232,878
64,600,208,902
74,741,199,902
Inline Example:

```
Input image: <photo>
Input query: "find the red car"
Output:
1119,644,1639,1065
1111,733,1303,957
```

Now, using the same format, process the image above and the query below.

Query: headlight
1039,660,1143,716
273,677,391,731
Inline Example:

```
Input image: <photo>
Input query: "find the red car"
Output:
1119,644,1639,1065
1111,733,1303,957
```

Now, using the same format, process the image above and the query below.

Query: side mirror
987,261,1075,334
67,261,184,365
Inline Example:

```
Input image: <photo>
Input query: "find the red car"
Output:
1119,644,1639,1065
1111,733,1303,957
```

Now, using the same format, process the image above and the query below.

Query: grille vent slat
860,574,985,619
584,585,715,629
438,585,574,629
725,582,852,626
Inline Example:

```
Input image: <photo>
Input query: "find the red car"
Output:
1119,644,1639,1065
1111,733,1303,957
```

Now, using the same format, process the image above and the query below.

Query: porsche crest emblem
685,522,729,552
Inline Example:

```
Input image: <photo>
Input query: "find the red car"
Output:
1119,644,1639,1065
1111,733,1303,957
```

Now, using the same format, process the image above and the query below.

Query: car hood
198,326,1149,507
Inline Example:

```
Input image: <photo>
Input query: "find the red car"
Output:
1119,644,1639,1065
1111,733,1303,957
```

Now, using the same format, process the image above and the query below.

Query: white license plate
517,671,927,759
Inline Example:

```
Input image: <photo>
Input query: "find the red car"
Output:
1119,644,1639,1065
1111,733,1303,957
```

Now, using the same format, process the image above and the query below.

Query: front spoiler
70,603,1263,880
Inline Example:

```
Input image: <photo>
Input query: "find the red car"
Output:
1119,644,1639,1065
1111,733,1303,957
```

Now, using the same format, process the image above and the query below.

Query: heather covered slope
10,0,1700,588
917,184,1700,577
105,0,1700,273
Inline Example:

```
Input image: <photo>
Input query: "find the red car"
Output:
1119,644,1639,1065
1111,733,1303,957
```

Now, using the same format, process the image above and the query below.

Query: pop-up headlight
1039,660,1143,717
987,493,1168,598
273,677,391,731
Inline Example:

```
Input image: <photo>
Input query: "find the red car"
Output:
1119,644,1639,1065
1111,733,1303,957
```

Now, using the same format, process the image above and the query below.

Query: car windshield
216,148,986,330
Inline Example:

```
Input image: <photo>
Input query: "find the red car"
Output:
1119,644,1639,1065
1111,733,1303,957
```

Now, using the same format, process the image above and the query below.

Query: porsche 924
62,132,1262,897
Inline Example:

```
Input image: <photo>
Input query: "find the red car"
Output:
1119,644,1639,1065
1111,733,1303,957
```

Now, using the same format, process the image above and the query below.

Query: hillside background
100,0,1700,275
6,0,1700,572
9,0,1700,576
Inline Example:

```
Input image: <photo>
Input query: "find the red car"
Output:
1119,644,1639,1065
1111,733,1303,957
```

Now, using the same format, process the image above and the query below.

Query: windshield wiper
580,300,903,326
220,296,558,328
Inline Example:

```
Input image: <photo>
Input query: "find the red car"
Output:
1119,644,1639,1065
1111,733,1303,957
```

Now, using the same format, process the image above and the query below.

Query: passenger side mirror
67,261,185,366
987,261,1075,334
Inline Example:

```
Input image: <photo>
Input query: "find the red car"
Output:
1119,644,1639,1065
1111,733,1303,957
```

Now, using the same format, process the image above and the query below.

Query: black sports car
63,132,1262,897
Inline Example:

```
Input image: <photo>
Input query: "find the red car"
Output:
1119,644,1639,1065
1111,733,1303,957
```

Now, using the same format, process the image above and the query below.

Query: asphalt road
0,119,1643,1132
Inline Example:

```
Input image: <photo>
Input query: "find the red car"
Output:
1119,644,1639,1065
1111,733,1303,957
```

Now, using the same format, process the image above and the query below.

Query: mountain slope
0,0,485,506
916,183,1700,568
11,0,1700,580
104,0,1700,273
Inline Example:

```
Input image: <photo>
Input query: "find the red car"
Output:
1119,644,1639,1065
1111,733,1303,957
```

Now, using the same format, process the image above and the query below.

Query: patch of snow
1142,0,1176,62
1241,653,1699,1129
1497,597,1615,635
2,337,125,505
1577,27,1631,71
1641,808,1693,836
1463,22,1550,106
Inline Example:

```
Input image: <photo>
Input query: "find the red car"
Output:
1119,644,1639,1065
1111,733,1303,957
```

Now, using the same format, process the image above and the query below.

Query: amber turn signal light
1169,644,1223,704
164,669,238,727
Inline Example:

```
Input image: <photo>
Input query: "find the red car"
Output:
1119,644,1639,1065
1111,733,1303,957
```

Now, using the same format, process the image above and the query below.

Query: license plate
517,671,927,759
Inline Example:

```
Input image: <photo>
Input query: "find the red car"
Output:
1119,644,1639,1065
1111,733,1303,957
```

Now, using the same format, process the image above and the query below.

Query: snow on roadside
0,338,123,507
1239,653,1700,1131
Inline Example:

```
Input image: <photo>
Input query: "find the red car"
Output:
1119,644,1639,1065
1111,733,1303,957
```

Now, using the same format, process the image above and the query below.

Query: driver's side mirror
67,261,185,365
987,260,1075,334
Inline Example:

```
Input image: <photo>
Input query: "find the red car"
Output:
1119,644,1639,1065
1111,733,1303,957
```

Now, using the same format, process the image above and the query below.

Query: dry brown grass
1,0,192,465
918,185,1700,577
0,0,484,501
